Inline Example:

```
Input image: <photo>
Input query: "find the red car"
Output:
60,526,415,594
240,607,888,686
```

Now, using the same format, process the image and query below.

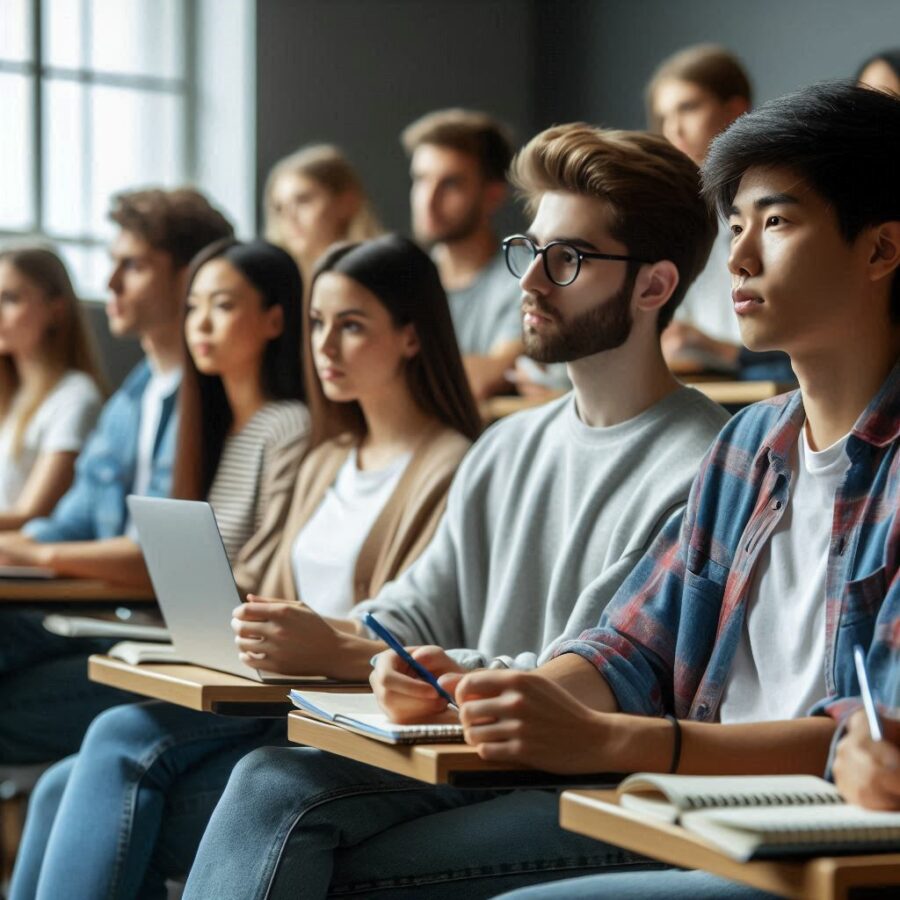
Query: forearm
603,714,836,776
539,653,620,712
0,512,32,531
329,630,387,681
41,537,152,588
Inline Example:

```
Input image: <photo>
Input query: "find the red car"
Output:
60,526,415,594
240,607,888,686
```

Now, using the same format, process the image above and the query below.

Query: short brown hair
108,188,234,269
401,109,514,182
510,123,717,330
647,44,752,130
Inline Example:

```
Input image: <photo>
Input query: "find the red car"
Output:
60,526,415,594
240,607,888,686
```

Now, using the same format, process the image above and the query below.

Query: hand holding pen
365,613,462,720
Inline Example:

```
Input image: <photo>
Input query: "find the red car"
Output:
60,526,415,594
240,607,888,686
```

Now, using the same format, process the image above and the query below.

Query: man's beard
523,274,635,364
415,204,482,246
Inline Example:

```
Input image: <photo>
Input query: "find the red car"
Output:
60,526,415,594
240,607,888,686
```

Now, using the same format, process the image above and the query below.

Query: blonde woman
0,247,105,531
264,144,381,284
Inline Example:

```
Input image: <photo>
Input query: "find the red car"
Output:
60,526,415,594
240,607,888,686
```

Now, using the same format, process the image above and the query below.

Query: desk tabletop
479,380,791,423
0,578,155,603
559,790,900,900
89,655,300,714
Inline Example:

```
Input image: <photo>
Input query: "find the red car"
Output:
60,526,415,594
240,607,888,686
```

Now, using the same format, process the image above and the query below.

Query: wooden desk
288,713,619,789
89,655,368,716
559,790,900,900
479,381,790,423
0,578,154,604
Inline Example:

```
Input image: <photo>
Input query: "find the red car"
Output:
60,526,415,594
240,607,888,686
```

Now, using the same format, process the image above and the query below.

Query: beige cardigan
233,424,471,604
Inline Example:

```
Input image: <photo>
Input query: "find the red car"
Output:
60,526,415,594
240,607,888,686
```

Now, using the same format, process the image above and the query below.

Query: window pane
89,85,184,235
43,0,83,69
90,0,183,79
0,0,32,62
0,72,34,229
57,242,109,300
42,78,87,235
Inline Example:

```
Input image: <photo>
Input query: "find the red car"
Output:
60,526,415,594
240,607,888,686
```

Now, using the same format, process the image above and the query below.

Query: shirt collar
761,357,900,470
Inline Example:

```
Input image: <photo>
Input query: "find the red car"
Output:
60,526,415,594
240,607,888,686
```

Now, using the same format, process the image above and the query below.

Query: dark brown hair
305,235,481,449
510,123,717,331
108,188,234,269
401,109,514,183
646,44,752,131
172,239,305,499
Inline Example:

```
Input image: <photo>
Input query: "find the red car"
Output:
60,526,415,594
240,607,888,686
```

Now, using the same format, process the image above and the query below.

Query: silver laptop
127,495,311,683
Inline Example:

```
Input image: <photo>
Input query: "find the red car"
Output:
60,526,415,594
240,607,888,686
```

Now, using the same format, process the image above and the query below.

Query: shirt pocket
839,565,887,628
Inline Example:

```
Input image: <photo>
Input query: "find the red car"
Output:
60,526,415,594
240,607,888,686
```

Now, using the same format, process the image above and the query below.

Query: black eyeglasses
502,234,654,287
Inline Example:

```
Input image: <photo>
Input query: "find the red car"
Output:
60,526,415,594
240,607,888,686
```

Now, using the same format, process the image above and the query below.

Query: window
0,0,194,297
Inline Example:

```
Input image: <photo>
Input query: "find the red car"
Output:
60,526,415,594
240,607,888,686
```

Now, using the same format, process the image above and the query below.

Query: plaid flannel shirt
556,361,900,724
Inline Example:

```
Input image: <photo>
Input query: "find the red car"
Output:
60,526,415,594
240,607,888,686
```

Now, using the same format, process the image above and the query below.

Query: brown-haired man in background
0,188,233,764
402,108,524,399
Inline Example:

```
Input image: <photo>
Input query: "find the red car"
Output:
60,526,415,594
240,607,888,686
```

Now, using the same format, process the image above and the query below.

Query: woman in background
11,235,479,900
0,247,105,531
857,49,900,95
264,143,382,285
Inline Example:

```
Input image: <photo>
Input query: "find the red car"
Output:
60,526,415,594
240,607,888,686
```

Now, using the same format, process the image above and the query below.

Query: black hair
702,81,900,322
173,238,305,499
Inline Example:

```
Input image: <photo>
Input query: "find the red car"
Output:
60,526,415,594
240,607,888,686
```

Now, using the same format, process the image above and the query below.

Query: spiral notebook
289,690,464,745
618,773,900,861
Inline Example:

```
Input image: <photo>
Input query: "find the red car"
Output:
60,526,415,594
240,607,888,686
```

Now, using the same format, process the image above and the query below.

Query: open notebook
290,690,464,745
618,773,900,861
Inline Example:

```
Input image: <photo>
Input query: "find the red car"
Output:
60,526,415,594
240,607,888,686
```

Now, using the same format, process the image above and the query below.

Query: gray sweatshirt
354,387,729,669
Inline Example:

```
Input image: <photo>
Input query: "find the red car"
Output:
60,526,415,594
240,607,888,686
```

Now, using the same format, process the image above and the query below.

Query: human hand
453,668,612,773
833,709,900,809
370,645,465,723
0,532,51,567
231,594,345,676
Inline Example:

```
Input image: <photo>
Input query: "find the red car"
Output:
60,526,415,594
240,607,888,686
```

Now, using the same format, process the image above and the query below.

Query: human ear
867,221,900,283
634,260,680,314
483,181,507,218
401,322,421,359
264,304,285,339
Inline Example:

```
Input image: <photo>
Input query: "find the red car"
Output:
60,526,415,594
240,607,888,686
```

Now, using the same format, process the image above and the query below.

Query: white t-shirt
719,425,851,723
676,221,743,345
291,447,411,618
0,370,103,509
125,365,181,540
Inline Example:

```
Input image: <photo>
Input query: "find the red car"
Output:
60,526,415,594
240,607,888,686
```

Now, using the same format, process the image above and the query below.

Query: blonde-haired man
181,122,732,899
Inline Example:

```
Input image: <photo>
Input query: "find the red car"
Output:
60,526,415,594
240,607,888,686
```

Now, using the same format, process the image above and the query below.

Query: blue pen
363,613,458,709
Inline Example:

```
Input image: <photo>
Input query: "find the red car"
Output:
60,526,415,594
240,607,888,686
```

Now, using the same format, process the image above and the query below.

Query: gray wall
535,0,900,130
256,0,538,236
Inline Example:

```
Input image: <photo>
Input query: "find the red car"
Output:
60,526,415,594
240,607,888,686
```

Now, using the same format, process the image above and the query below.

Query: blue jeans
494,869,778,898
0,610,136,763
182,747,659,900
9,699,284,900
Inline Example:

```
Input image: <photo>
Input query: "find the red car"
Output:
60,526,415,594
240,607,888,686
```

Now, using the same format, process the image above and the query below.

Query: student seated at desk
264,143,382,291
412,83,900,900
0,247,105,531
9,235,479,900
177,123,733,899
650,44,792,382
0,189,234,767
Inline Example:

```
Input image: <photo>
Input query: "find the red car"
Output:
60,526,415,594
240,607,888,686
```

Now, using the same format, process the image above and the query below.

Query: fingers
409,646,463,675
456,668,522,704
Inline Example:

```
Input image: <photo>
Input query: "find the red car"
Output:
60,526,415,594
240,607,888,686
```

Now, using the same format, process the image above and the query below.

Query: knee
29,756,76,821
80,701,160,761
226,746,321,805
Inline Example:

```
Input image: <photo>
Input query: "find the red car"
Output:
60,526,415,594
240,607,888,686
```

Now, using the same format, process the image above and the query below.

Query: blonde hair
0,247,107,457
264,145,381,250
510,123,717,330
646,44,752,131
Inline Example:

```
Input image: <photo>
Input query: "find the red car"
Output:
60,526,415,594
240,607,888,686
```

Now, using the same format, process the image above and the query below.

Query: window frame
0,0,197,292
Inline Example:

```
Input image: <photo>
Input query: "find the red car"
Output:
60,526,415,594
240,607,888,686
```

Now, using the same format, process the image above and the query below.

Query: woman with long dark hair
11,235,478,900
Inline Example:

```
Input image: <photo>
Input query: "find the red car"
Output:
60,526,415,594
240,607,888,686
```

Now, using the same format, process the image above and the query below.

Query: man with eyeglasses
182,123,730,900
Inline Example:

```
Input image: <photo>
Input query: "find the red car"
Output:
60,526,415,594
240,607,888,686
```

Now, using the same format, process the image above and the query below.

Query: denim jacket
557,361,900,725
24,361,178,542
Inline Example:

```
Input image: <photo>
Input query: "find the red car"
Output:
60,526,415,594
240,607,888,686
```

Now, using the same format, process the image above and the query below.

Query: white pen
853,644,884,742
